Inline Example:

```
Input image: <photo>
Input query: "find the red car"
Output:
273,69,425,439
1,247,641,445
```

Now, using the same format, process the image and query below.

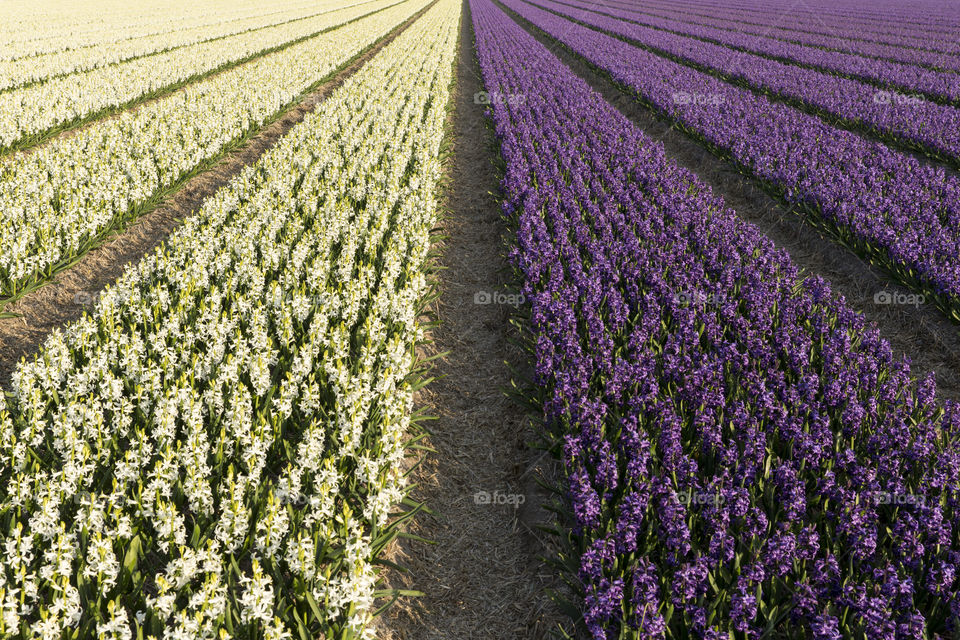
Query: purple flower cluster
630,0,960,40
592,0,960,73
626,0,960,43
531,0,960,104
524,0,960,167
471,0,960,635
501,0,960,318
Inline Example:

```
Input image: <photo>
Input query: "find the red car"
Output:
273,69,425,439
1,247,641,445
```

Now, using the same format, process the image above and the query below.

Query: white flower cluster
0,0,458,638
0,0,403,147
0,0,430,299
0,0,321,60
0,0,372,92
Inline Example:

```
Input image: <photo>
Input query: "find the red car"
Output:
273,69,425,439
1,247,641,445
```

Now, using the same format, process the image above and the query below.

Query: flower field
0,0,373,91
0,0,413,151
0,0,428,300
475,0,960,635
501,0,960,325
2,0,960,637
0,0,457,636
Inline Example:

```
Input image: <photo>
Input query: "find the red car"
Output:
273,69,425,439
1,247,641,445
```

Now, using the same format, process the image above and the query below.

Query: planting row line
641,0,960,37
473,0,960,636
547,0,960,106
0,0,458,636
0,0,403,152
640,0,960,34
525,0,960,167
0,0,428,303
600,0,960,62
0,0,378,93
505,0,960,323
0,0,322,61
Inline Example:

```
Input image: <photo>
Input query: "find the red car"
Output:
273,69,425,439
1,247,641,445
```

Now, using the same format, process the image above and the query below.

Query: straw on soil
375,4,569,639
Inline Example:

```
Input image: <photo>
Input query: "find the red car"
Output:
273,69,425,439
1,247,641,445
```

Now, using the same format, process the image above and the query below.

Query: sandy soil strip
500,0,960,405
375,3,570,639
0,3,435,389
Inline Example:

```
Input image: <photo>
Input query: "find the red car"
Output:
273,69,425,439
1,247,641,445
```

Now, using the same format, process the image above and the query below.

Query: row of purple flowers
530,0,960,105
617,0,960,42
502,0,960,322
472,0,960,636
525,0,960,168
594,0,960,69
650,0,960,26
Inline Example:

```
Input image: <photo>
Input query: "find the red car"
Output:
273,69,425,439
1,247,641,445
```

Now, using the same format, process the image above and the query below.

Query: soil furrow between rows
375,3,568,638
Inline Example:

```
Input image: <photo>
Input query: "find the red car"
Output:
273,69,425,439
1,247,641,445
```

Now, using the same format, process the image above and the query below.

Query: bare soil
0,4,433,389
500,1,960,403
375,4,568,639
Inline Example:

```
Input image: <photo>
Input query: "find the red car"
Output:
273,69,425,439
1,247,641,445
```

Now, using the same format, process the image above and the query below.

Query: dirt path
0,4,433,389
375,4,567,639
500,1,960,404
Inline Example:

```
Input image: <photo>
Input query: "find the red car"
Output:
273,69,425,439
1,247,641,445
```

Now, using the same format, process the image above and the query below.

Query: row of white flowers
0,0,324,61
0,0,273,52
0,0,458,637
0,0,371,91
0,0,429,299
0,0,405,148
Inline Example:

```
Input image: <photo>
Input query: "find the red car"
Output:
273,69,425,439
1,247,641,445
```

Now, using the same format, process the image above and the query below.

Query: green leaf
304,590,324,623
123,534,141,575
